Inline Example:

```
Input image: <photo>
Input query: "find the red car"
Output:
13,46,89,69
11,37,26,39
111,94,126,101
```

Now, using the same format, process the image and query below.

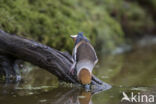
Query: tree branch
0,30,111,91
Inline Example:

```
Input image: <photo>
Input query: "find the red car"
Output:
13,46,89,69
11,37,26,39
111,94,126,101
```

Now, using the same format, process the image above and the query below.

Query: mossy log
0,30,111,92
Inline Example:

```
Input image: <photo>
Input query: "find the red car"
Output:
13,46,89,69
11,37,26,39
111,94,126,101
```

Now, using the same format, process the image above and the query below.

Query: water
0,41,156,104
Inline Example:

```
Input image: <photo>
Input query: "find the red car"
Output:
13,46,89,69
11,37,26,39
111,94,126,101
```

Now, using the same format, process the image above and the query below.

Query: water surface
0,42,156,104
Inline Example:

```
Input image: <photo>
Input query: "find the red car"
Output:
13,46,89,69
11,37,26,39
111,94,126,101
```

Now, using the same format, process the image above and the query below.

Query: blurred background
0,0,156,53
0,0,156,104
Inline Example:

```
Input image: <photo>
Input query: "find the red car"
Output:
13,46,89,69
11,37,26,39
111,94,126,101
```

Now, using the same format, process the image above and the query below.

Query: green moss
0,0,124,53
0,0,155,54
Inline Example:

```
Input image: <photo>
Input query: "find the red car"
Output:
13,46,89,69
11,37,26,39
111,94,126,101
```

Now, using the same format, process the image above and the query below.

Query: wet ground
0,38,156,104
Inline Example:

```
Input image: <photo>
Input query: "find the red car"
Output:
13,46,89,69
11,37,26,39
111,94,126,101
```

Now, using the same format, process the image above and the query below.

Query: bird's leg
84,84,91,92
69,62,76,75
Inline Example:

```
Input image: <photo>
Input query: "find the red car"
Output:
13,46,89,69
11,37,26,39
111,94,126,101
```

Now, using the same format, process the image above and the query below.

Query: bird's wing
76,41,98,63
72,41,84,62
72,40,98,66
86,42,98,65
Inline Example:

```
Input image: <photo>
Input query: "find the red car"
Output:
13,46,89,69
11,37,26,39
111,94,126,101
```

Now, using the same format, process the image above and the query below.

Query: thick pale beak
70,35,77,42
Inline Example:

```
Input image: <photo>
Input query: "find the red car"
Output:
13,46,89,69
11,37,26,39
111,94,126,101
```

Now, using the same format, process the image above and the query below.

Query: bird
70,32,98,90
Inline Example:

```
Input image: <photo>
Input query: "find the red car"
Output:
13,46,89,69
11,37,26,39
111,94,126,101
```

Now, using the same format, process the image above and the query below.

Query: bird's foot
84,84,91,92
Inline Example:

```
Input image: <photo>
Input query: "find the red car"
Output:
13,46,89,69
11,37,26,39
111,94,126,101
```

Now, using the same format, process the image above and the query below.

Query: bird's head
70,32,89,44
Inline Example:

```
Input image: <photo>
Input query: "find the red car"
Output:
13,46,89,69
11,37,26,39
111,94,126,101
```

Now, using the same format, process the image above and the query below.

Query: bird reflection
0,83,94,104
78,91,92,104
51,88,93,104
0,82,110,104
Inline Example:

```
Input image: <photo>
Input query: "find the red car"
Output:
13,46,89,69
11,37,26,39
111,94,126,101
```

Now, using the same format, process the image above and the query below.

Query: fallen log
0,30,111,92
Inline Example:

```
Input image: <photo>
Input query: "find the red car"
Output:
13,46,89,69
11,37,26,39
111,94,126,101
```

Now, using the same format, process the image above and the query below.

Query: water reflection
0,83,94,104
0,83,155,104
0,39,156,104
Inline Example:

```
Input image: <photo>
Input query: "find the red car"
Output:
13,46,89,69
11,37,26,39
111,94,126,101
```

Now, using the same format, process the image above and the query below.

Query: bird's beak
70,35,77,42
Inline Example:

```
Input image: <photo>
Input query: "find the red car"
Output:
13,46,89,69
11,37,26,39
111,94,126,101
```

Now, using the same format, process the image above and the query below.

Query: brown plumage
70,33,98,86
75,41,97,84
